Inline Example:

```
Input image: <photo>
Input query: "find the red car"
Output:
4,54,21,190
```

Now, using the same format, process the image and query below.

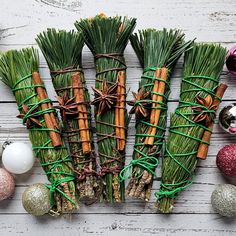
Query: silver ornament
219,104,236,134
22,183,51,216
0,143,3,157
211,184,236,217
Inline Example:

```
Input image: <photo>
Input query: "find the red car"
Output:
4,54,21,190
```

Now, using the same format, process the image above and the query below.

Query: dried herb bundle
36,29,99,203
75,14,136,203
0,48,77,214
157,43,227,213
119,29,193,201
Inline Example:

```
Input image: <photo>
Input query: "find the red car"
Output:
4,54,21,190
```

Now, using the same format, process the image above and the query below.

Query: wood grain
1,0,236,235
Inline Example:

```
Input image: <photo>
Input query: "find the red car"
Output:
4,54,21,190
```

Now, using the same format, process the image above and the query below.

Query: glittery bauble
219,104,236,134
217,144,236,177
22,183,51,216
0,168,15,201
226,46,236,76
2,142,34,174
0,143,3,157
211,184,236,217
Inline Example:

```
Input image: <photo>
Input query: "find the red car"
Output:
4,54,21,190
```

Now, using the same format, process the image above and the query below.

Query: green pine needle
158,42,227,213
75,14,136,203
124,28,193,200
0,47,77,213
36,29,99,203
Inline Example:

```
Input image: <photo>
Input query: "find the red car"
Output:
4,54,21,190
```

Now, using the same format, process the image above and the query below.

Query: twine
94,53,127,176
156,75,220,200
51,66,97,182
119,67,170,181
13,73,76,207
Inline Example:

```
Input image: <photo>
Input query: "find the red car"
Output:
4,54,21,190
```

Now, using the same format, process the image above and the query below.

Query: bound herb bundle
157,43,227,213
36,29,99,203
119,29,193,201
0,48,77,214
75,14,136,203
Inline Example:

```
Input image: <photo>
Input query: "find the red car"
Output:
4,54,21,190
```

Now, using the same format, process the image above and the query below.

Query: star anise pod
192,94,217,126
91,81,118,115
17,104,42,129
127,87,151,117
56,91,78,121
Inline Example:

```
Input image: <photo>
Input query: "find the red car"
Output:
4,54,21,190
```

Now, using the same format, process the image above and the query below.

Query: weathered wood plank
1,0,236,234
0,214,236,236
1,0,236,44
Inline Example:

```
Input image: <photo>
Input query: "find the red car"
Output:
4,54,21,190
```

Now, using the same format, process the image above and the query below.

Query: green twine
156,75,219,200
13,73,76,208
119,67,170,181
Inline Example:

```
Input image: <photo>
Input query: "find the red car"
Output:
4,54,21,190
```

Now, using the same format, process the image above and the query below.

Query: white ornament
2,142,35,174
0,143,3,157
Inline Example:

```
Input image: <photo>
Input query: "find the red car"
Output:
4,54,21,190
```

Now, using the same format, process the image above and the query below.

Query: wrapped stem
120,29,193,201
157,43,227,213
0,48,77,214
36,29,99,203
75,14,136,203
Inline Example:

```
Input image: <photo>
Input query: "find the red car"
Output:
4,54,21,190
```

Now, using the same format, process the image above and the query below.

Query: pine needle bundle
119,28,193,201
36,29,99,203
0,48,77,214
75,14,136,203
157,43,227,213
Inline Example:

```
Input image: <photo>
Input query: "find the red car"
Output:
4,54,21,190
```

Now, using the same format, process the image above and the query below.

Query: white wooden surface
1,0,236,235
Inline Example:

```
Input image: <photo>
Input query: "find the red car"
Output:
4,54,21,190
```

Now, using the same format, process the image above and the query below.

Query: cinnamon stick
145,68,168,145
72,73,91,154
32,72,62,147
115,79,121,150
149,68,161,125
41,88,59,129
197,83,228,159
116,71,126,151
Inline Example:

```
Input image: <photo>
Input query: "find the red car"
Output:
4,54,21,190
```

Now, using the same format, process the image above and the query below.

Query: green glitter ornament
22,183,51,216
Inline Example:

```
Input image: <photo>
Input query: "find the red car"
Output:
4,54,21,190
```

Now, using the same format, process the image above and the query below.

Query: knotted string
12,73,76,208
119,67,170,181
94,53,127,176
156,75,220,200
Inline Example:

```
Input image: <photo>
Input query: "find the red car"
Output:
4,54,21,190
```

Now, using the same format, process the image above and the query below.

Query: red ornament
216,144,236,177
226,46,236,76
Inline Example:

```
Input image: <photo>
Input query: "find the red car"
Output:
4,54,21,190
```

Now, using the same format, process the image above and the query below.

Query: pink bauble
0,168,15,201
216,144,236,177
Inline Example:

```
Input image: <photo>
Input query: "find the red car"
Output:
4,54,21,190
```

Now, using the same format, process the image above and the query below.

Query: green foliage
75,14,136,203
158,43,227,213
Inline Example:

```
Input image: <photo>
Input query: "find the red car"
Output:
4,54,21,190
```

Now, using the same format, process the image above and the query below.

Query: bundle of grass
0,48,77,214
75,14,136,203
156,43,227,213
119,28,193,201
36,29,99,204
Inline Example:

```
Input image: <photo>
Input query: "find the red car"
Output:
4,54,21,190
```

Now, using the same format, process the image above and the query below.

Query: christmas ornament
211,184,236,217
219,104,236,134
0,168,15,201
226,46,236,76
217,144,236,177
0,142,3,157
22,183,51,216
2,142,34,174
